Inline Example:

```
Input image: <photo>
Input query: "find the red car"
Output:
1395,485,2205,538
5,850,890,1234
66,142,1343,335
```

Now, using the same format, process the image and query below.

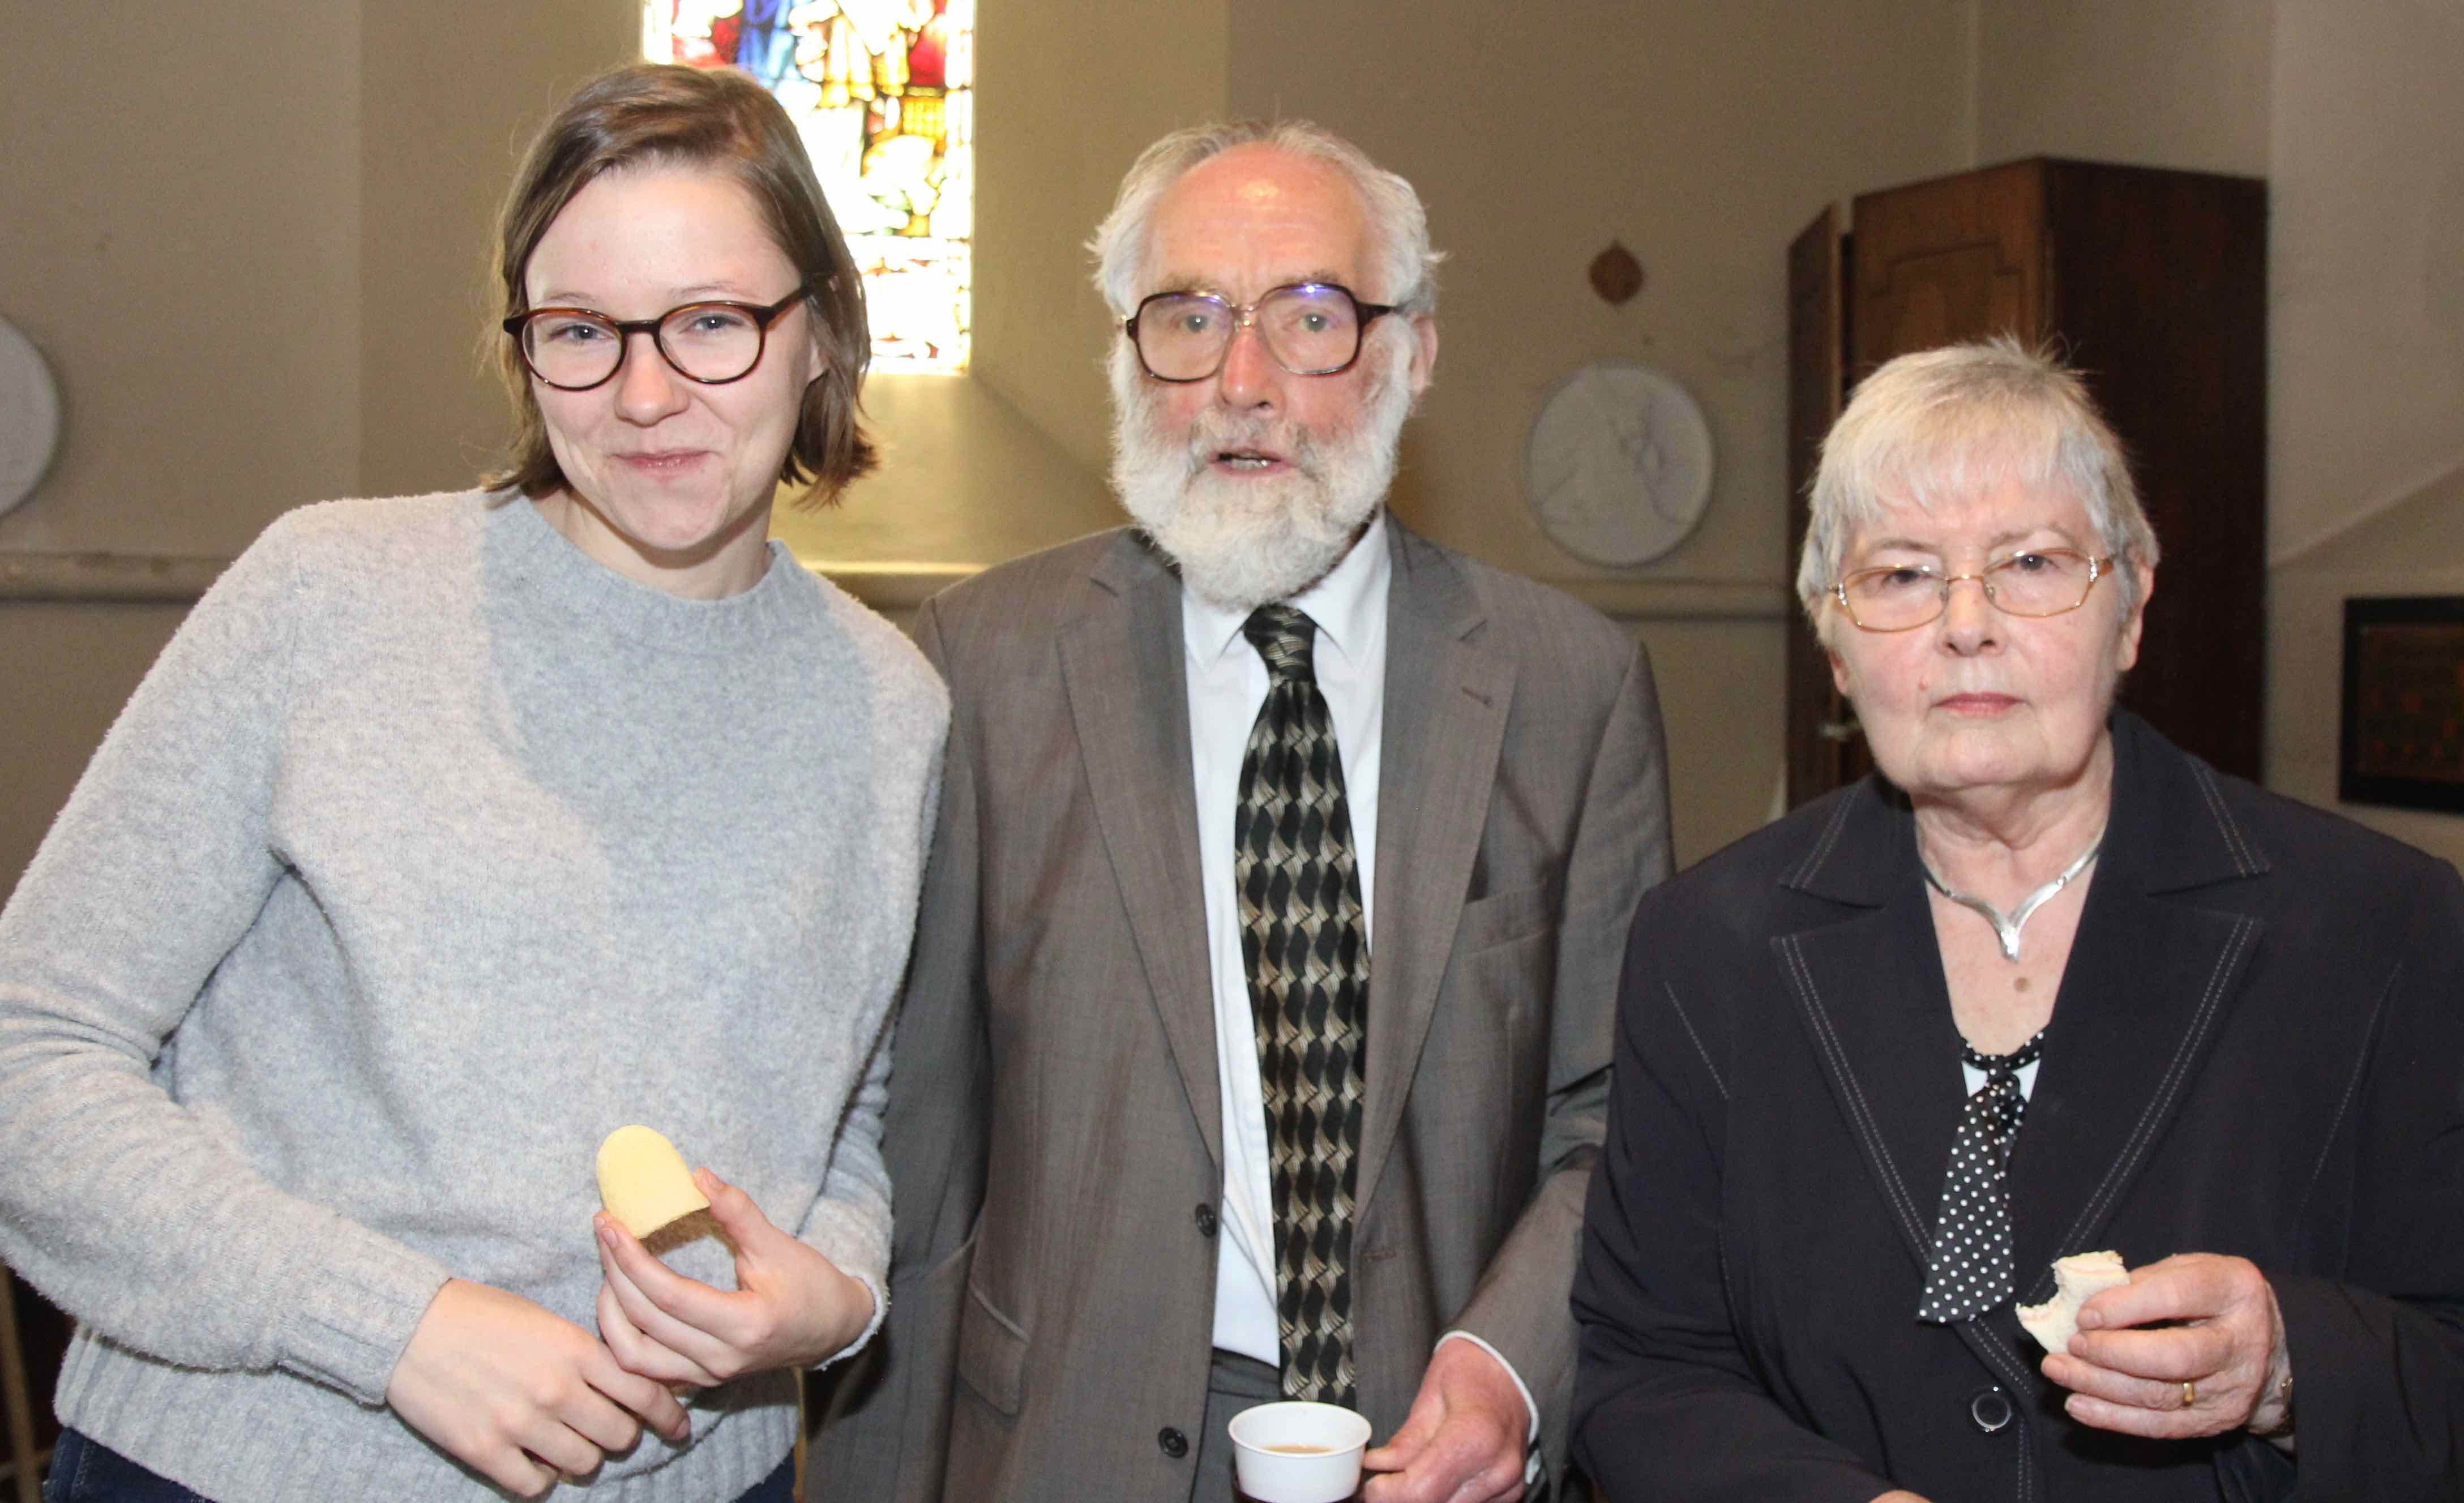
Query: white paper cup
1227,1400,1372,1503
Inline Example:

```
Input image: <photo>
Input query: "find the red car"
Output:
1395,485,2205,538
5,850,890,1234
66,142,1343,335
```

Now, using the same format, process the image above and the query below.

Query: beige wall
966,0,1227,483
0,1,362,555
2268,0,2464,566
1971,0,2272,174
0,603,193,895
2264,0,2464,861
2,1,361,892
358,5,643,499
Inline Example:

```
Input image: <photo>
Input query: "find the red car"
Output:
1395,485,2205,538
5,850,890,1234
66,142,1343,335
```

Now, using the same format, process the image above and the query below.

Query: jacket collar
1059,530,1222,1161
1781,710,2269,909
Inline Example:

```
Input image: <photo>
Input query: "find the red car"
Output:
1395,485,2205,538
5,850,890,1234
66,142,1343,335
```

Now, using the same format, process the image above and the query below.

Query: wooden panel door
1850,161,2047,379
1784,204,1868,805
2042,162,2267,780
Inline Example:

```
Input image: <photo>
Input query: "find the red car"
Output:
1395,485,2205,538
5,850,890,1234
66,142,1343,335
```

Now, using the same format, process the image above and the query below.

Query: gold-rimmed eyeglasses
502,285,809,391
1831,549,2115,632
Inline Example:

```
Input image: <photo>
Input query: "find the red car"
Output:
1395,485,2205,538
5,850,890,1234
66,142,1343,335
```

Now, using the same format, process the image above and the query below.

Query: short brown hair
486,63,875,506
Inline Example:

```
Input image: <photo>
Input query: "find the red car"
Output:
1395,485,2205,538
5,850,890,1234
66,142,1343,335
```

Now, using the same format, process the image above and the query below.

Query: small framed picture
2341,596,2464,812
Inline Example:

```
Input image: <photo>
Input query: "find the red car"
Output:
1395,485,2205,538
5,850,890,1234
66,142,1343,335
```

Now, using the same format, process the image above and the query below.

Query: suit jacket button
1194,1204,1218,1237
1158,1425,1190,1459
1969,1388,2013,1433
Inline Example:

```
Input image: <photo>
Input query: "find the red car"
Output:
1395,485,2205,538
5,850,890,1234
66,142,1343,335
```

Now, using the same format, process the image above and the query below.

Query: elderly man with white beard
808,121,1673,1503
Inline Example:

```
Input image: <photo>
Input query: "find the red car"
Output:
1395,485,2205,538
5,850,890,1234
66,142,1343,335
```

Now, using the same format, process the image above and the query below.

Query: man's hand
384,1278,691,1498
1360,1338,1529,1503
594,1167,875,1387
2040,1252,2291,1440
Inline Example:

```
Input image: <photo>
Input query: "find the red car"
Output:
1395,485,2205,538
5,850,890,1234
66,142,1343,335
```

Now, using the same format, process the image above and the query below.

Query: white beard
1107,333,1414,610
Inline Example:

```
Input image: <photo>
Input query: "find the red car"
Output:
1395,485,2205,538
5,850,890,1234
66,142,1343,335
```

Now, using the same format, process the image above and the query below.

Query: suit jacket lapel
1356,525,1513,1215
1773,783,1968,1273
2005,714,2269,1299
1056,535,1225,1165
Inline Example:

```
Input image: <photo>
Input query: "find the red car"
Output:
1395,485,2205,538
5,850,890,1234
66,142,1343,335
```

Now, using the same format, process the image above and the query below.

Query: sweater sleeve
0,513,450,1406
795,705,947,1367
798,1010,896,1365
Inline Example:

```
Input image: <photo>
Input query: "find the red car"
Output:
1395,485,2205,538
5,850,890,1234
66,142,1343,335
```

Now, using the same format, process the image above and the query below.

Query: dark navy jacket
1575,712,2464,1502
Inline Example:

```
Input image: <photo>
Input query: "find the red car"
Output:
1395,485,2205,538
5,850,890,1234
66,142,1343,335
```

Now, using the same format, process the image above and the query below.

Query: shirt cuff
1434,1329,1543,1485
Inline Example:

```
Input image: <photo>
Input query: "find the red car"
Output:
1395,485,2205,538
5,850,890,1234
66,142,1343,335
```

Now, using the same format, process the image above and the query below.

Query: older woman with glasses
1572,340,2464,1502
0,64,943,1503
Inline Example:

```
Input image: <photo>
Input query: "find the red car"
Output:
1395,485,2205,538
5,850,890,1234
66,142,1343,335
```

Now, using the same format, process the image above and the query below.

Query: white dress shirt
1184,515,1539,1448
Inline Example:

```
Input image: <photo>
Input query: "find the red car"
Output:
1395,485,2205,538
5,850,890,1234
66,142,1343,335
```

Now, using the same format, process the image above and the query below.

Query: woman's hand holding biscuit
2040,1252,2291,1440
594,1167,874,1387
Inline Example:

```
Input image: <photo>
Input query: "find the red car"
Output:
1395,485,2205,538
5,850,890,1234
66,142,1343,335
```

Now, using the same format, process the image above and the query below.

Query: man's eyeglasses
1830,549,2115,632
502,285,809,391
1124,282,1398,382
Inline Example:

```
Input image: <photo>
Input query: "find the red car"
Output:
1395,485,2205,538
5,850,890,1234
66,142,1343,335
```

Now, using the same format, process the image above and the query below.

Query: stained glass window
644,1,973,371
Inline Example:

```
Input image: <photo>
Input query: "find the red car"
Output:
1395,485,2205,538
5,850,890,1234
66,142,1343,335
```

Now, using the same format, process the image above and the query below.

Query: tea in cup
1227,1400,1372,1503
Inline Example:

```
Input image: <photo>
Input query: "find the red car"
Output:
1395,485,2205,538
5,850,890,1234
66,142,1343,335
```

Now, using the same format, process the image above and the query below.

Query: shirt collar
1182,511,1391,672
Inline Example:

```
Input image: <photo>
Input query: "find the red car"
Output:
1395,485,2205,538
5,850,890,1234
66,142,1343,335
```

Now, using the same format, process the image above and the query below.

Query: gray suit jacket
811,521,1671,1501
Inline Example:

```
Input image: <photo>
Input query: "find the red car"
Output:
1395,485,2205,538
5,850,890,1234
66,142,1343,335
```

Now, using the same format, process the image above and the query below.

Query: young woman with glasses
0,64,943,1503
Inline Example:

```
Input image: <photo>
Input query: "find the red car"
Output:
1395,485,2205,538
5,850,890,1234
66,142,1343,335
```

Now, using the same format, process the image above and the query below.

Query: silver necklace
1921,829,2104,962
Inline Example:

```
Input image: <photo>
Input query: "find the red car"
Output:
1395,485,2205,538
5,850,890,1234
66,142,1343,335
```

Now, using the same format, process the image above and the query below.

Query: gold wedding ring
2180,1381,2198,1409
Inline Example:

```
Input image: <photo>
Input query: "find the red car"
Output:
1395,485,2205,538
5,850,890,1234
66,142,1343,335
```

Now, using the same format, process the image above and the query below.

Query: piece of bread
596,1125,711,1239
2016,1249,2131,1353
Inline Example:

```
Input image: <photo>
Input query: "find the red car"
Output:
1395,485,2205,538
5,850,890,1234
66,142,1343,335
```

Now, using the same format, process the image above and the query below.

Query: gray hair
1089,119,1444,318
1795,337,2159,643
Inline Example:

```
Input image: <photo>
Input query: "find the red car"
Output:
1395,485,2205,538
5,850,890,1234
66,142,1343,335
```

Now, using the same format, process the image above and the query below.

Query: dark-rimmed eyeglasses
502,285,810,391
1831,549,2115,632
1124,282,1398,382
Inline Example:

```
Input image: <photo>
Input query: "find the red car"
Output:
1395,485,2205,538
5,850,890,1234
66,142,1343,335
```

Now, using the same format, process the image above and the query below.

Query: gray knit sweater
0,491,947,1501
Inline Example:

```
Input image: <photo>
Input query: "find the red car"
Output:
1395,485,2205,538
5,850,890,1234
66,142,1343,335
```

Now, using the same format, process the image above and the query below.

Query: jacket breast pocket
1455,880,1558,954
957,1281,1029,1417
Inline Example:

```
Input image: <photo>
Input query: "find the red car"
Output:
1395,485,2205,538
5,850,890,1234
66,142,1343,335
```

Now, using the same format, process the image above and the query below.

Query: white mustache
1177,413,1323,480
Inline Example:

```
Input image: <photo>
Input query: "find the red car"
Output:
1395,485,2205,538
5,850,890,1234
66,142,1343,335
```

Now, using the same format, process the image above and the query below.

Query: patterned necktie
1915,1030,2046,1324
1235,604,1370,1406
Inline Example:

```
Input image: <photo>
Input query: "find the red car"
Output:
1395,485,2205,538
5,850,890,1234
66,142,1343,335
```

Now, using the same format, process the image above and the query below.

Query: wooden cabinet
1786,159,2268,806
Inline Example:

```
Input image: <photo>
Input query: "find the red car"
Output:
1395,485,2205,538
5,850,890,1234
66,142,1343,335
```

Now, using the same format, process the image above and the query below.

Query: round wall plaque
1522,358,1714,567
0,316,62,518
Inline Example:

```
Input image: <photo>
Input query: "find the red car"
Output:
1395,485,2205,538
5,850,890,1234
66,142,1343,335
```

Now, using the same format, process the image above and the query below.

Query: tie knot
1961,1028,2046,1080
1243,605,1319,683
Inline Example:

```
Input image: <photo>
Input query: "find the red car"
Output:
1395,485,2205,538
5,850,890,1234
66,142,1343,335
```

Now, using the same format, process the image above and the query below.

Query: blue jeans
42,1434,210,1503
44,1429,796,1502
